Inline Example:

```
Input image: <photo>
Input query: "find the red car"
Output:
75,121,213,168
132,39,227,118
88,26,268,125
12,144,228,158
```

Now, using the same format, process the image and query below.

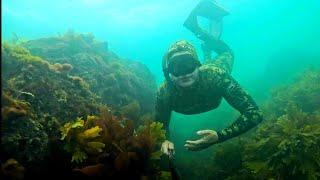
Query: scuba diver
156,0,263,159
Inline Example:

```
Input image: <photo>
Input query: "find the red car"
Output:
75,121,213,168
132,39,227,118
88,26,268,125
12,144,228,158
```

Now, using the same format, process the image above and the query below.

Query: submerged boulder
1,32,157,173
22,31,157,114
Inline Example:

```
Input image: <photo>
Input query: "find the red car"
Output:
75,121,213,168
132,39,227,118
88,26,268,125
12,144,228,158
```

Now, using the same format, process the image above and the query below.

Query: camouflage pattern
165,40,199,64
155,41,263,143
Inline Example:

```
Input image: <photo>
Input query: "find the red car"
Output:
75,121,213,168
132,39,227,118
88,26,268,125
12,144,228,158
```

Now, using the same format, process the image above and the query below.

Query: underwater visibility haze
1,0,320,179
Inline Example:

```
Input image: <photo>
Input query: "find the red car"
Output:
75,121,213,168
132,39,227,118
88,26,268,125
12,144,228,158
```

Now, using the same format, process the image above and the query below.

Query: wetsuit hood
162,40,201,81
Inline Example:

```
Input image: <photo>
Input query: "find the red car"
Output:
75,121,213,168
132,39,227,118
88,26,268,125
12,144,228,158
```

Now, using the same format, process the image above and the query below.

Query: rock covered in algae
22,31,157,114
1,92,49,163
1,32,159,178
2,43,100,122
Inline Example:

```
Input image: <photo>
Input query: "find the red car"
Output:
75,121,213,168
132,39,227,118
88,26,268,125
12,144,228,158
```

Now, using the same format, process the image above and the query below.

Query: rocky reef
1,32,164,179
2,31,319,179
22,30,156,115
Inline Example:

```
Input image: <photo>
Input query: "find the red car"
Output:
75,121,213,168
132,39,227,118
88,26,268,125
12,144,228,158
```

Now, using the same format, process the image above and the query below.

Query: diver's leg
201,42,212,63
190,19,234,74
184,0,233,74
211,47,234,74
184,0,228,41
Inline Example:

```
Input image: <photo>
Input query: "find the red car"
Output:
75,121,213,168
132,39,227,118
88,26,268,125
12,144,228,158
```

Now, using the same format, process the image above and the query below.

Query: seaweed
60,106,167,178
192,69,320,179
212,141,244,179
1,92,49,164
21,32,157,114
2,43,100,122
120,100,141,123
60,116,105,163
245,105,320,179
1,34,159,178
263,68,320,118
242,69,320,179
0,159,25,180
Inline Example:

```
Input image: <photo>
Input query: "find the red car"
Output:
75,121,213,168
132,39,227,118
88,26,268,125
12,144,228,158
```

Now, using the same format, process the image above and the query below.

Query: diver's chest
171,90,222,114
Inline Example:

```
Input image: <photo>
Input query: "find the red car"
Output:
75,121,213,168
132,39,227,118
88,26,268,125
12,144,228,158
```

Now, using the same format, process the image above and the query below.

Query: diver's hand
185,130,218,151
161,140,175,156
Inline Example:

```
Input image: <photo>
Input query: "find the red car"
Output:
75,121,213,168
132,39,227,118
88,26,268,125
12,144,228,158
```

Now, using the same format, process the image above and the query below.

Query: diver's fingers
184,143,199,151
185,142,206,151
184,143,195,149
161,143,169,155
186,139,202,145
167,142,175,155
168,148,175,155
197,130,212,136
168,142,174,149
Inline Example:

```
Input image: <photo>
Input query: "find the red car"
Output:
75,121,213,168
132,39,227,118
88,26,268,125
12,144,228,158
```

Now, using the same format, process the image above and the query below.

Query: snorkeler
156,0,263,156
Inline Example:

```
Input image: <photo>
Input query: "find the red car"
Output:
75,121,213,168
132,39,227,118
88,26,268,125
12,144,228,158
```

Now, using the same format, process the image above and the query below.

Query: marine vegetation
244,105,320,179
243,69,320,179
263,68,320,117
1,92,49,163
2,43,100,122
207,68,320,179
21,31,157,114
1,32,159,178
0,158,25,180
60,106,167,179
3,31,319,179
60,116,105,163
176,68,320,180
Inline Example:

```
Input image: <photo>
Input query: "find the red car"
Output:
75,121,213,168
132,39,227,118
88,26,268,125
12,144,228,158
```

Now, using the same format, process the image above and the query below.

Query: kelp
135,120,166,160
263,68,320,118
60,106,167,178
243,69,320,179
120,100,141,122
21,31,157,114
1,91,29,121
60,116,105,163
244,105,320,179
194,69,320,180
212,141,245,179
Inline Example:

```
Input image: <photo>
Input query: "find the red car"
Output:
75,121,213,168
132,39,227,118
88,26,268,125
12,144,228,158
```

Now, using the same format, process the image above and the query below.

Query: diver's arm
155,96,175,156
155,89,172,138
184,5,233,70
216,73,263,143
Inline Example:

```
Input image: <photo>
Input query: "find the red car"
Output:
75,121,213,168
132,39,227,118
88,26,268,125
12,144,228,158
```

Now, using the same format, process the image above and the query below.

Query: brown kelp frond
1,92,30,121
60,106,167,178
205,69,320,179
243,69,320,179
60,116,105,164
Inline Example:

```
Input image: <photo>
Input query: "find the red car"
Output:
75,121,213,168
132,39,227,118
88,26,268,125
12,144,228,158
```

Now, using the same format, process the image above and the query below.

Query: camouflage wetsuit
155,40,263,143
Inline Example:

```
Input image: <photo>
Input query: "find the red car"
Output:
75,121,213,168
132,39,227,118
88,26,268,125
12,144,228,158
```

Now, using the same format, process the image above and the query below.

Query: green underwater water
2,0,320,179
